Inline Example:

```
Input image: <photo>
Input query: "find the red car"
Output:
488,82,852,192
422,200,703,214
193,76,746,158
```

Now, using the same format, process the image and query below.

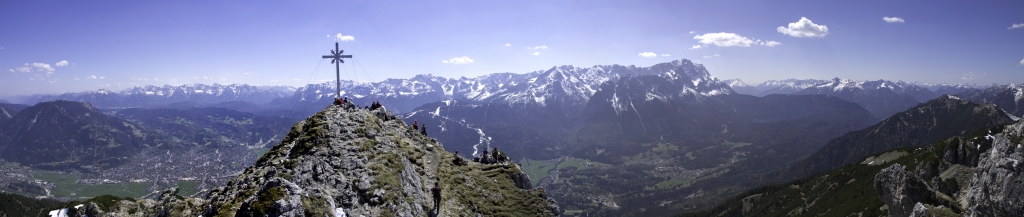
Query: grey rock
876,164,936,217
965,121,1024,217
909,202,930,217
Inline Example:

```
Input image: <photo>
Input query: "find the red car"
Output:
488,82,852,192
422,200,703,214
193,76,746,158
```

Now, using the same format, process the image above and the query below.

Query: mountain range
12,84,295,108
0,101,163,171
781,95,1014,180
3,58,1024,216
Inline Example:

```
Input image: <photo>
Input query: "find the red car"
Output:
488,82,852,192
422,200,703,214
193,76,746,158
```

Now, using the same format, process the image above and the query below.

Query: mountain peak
96,104,558,216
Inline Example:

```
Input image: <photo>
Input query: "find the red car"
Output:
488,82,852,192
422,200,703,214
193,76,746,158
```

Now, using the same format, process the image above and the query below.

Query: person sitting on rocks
481,150,490,164
413,120,419,130
452,151,466,166
421,125,427,136
334,98,344,105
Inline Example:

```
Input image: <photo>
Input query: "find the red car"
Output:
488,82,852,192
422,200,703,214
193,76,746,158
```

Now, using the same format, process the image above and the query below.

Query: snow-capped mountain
755,79,829,96
723,79,760,95
959,83,1024,118
793,78,938,119
280,59,733,113
910,82,988,96
17,84,295,108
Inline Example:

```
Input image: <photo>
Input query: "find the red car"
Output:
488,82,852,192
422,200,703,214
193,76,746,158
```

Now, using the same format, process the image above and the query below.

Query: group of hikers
450,147,507,166
333,97,386,111
412,120,427,136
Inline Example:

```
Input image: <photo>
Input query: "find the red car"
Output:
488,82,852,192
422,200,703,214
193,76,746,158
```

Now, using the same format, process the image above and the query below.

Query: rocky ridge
874,119,1024,217
79,103,557,216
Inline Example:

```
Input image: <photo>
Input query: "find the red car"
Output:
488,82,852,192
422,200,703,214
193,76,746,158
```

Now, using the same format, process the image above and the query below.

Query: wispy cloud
1010,23,1024,29
883,17,905,23
760,41,782,47
1019,57,1024,66
694,33,754,47
660,54,671,57
86,75,106,80
777,17,829,38
528,45,548,50
131,77,161,81
9,63,55,76
693,33,780,48
504,43,512,47
441,56,474,64
334,33,355,41
638,52,658,58
689,31,696,34
55,60,69,67
960,72,986,81
703,54,720,59
532,52,540,56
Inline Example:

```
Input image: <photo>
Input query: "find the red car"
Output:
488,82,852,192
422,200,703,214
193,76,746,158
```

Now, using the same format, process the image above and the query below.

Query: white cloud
11,63,56,75
761,41,782,47
528,45,548,50
689,45,704,49
12,66,30,73
703,54,720,59
335,33,355,41
441,56,474,64
638,52,658,58
960,72,986,81
55,60,69,67
505,43,512,47
1011,23,1024,29
883,17,905,23
777,17,829,38
74,77,80,80
1019,58,1024,66
689,31,696,34
532,52,540,56
694,32,754,47
87,75,98,79
660,54,671,57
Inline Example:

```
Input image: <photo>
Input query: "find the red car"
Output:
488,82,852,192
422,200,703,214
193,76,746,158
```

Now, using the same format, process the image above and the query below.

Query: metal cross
322,42,352,99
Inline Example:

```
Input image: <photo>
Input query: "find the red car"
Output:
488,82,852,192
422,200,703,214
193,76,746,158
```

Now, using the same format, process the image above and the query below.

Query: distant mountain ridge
15,83,295,108
278,59,732,113
756,79,830,96
0,101,164,171
792,78,939,119
958,83,1024,118
782,95,1014,180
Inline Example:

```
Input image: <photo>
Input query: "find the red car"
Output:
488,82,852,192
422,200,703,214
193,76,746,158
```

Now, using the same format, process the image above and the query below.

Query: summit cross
322,42,353,99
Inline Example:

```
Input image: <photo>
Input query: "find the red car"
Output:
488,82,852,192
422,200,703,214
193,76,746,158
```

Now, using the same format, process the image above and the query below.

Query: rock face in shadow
92,103,557,217
875,164,937,217
965,121,1024,217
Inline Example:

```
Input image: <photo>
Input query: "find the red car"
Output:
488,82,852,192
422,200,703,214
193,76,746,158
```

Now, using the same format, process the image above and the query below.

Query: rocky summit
81,103,558,216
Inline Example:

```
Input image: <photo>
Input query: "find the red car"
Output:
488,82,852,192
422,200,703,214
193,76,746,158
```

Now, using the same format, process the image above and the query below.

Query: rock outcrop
93,103,557,216
965,121,1024,216
876,164,937,217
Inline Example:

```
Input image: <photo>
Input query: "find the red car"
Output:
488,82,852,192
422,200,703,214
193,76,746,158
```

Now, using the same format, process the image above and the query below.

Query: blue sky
1,0,1022,95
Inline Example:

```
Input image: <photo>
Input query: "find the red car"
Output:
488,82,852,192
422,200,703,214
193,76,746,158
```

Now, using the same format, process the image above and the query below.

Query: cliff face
90,104,558,216
872,119,1024,217
965,121,1024,216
